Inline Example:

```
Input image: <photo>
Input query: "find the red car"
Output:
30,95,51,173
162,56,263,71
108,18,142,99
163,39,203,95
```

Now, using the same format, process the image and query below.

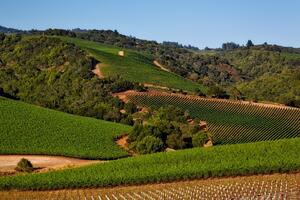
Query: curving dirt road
0,155,101,174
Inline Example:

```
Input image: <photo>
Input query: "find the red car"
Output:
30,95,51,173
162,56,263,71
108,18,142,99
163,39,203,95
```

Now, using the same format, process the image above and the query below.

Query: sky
1,0,300,48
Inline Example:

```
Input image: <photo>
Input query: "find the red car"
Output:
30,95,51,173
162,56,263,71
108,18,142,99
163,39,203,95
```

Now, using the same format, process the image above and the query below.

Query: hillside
0,97,131,159
1,27,299,106
61,37,205,92
124,91,300,144
0,137,299,190
0,34,139,125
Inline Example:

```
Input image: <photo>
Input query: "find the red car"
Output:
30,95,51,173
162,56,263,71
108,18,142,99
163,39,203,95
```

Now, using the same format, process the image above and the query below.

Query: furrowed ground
0,137,299,190
60,37,205,92
124,91,300,144
1,173,299,200
0,97,131,159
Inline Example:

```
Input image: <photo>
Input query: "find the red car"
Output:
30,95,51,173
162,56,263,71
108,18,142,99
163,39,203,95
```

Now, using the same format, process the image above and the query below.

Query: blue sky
1,0,300,48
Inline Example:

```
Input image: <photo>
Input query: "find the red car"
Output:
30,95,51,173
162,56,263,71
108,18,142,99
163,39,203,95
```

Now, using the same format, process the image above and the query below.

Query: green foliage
153,105,189,123
166,134,186,149
0,35,136,123
237,69,300,107
1,137,299,190
128,105,209,152
207,85,229,99
61,37,204,92
15,158,33,173
124,102,138,114
192,132,209,147
0,97,131,159
128,93,300,145
136,136,164,154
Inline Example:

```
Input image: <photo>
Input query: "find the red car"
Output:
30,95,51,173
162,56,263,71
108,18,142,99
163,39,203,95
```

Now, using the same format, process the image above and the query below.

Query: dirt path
153,60,171,72
0,155,101,175
144,83,170,90
92,63,105,79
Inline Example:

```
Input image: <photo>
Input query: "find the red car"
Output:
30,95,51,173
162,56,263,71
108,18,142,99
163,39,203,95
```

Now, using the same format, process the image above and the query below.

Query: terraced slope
126,92,300,144
61,37,205,92
0,97,131,159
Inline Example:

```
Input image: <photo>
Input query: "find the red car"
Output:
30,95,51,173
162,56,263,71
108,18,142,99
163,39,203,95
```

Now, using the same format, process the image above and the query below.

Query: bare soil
116,135,129,150
153,60,171,72
0,155,101,175
92,63,105,79
116,135,137,156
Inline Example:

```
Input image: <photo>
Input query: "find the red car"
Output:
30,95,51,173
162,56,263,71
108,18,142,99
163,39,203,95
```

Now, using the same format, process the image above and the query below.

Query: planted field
0,97,131,159
126,92,300,144
60,37,204,92
0,137,299,190
1,173,299,199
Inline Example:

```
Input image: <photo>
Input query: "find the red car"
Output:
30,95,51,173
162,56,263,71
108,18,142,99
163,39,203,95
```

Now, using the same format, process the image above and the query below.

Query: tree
136,136,164,154
166,134,186,149
207,86,229,99
246,40,254,48
0,33,5,41
124,102,138,114
222,42,240,50
15,158,33,172
192,132,208,147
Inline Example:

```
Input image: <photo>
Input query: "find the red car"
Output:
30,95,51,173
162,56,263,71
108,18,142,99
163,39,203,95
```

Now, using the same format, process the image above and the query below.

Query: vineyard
126,92,300,144
0,97,131,159
60,37,204,92
1,173,299,199
0,137,299,190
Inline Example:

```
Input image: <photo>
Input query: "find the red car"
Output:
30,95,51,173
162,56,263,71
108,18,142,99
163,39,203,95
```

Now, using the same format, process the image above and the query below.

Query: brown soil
92,63,105,79
116,135,137,156
0,155,101,175
153,60,171,72
1,172,299,199
116,135,129,150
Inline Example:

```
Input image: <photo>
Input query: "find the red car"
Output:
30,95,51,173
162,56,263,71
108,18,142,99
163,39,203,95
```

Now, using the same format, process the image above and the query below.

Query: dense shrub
192,132,209,147
128,105,210,153
136,136,164,154
15,158,33,173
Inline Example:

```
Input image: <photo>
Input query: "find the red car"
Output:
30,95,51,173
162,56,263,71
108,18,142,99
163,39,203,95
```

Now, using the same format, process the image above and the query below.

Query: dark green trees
128,105,210,154
15,158,33,173
246,40,254,48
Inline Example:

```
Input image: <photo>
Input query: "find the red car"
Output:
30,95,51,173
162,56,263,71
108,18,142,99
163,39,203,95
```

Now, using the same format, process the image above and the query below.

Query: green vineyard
127,92,300,144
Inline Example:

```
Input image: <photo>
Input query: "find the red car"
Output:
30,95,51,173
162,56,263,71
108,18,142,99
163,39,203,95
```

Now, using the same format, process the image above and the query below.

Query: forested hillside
40,28,300,107
0,34,139,124
1,26,300,107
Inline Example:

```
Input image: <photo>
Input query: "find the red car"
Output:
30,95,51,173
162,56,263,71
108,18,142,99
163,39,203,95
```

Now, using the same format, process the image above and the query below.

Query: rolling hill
60,37,205,92
0,97,131,159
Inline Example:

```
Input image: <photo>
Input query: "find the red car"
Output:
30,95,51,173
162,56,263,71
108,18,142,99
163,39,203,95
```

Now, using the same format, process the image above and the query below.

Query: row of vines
127,92,300,144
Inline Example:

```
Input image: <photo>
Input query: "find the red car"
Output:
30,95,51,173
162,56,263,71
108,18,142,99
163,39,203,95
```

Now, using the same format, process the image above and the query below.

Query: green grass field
126,93,300,144
0,137,299,190
0,97,131,159
60,37,205,92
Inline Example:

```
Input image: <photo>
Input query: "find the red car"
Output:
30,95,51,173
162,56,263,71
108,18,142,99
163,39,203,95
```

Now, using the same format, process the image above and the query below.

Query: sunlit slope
0,97,131,159
61,37,205,92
